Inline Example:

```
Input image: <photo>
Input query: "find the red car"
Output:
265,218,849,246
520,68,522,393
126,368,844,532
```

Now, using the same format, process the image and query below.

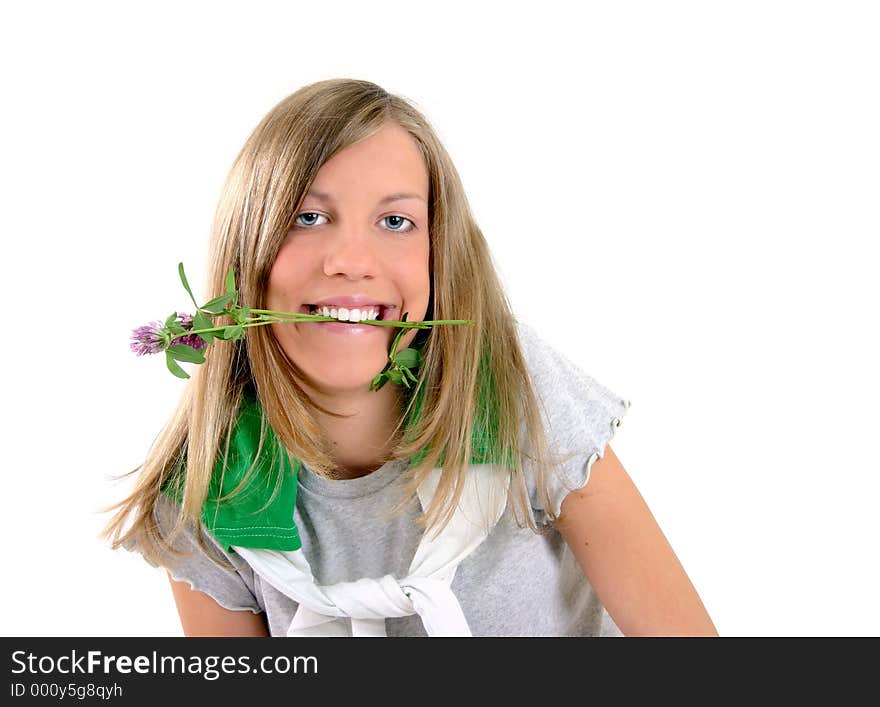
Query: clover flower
129,321,166,356
129,313,207,356
172,313,208,351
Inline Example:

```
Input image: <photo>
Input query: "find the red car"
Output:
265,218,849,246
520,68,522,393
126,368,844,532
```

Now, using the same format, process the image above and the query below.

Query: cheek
266,267,285,306
267,247,305,304
402,240,431,295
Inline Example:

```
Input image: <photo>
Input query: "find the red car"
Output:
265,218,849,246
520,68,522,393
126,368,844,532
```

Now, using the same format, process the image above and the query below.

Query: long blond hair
100,78,566,571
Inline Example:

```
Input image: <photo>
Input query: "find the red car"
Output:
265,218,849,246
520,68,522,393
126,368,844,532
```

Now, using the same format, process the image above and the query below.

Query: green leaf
193,311,214,344
387,369,403,384
225,265,236,295
215,324,244,340
403,366,419,384
167,344,206,364
165,311,178,327
231,306,252,325
200,293,234,314
178,263,199,309
167,322,186,335
165,353,190,379
393,347,421,369
370,373,387,392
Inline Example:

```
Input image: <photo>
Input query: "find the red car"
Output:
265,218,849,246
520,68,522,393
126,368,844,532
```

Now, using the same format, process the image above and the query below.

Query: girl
102,78,717,637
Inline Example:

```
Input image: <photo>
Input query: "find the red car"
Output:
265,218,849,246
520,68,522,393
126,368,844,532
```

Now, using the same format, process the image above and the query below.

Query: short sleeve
515,320,632,522
122,493,264,614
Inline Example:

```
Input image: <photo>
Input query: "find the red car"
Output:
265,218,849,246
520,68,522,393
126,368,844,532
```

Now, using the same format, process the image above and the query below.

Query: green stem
245,308,470,327
242,309,317,317
174,313,472,340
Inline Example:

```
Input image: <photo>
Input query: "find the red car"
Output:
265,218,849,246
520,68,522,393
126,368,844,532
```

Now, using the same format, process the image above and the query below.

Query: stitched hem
582,399,631,491
550,398,632,519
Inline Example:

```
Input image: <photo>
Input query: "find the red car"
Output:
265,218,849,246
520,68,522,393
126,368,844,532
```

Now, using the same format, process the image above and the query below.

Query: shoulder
514,320,628,409
121,492,265,617
512,319,632,519
151,493,252,575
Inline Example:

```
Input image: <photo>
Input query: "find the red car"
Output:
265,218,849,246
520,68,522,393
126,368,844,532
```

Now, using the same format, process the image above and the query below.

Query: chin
303,365,385,393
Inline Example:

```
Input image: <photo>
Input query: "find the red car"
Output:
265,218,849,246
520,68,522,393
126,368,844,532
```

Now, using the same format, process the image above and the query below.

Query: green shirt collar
162,392,302,553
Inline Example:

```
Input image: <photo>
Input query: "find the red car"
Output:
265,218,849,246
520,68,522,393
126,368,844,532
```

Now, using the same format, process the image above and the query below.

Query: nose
322,222,380,280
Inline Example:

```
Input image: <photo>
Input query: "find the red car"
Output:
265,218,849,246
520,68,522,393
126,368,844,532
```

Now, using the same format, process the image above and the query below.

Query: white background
1,1,877,637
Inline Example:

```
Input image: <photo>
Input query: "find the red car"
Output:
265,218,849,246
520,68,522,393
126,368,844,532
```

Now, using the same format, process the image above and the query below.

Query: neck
305,381,406,480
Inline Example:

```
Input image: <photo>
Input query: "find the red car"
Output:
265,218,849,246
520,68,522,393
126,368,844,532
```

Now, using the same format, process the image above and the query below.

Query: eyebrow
305,190,426,205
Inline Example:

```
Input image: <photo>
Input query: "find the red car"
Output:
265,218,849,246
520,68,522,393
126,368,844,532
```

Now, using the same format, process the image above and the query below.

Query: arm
167,573,270,637
554,445,718,637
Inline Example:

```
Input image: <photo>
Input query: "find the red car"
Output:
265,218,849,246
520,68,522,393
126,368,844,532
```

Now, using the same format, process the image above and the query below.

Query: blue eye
382,215,415,233
293,212,328,227
293,212,416,233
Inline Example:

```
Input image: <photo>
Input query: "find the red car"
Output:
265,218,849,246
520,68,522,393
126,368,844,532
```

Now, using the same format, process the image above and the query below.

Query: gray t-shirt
129,321,631,637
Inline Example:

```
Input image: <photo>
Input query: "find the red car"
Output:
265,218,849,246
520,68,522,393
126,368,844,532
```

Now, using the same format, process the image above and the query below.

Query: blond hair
100,78,566,571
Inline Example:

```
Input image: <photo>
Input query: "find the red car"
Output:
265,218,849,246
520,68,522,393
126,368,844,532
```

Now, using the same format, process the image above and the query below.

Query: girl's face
267,123,431,394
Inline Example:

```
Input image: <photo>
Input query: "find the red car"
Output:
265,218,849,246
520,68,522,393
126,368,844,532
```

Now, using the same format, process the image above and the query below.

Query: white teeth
317,305,380,322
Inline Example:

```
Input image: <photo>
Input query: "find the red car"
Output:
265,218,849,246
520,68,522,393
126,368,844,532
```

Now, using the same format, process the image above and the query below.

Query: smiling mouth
302,304,393,322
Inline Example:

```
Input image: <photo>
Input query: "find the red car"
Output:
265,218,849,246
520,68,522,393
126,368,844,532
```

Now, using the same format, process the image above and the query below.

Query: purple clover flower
129,321,166,356
172,312,208,351
130,313,208,357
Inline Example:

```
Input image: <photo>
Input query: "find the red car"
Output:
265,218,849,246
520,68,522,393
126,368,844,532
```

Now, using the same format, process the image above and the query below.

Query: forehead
305,124,429,203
